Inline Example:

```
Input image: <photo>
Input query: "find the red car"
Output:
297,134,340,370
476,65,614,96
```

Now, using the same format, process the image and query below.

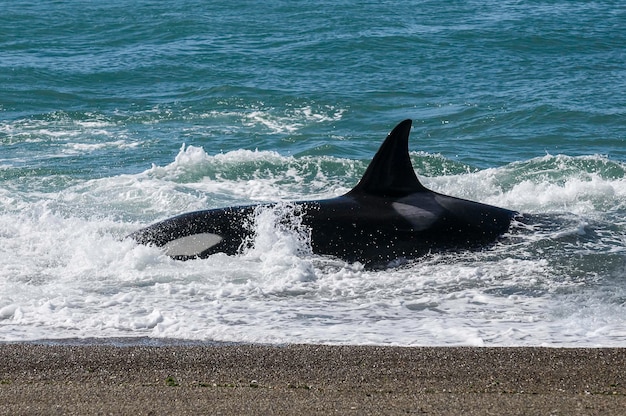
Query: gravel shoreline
1,344,625,415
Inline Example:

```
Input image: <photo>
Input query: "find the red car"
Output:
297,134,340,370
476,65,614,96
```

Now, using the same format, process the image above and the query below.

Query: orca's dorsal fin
347,119,427,197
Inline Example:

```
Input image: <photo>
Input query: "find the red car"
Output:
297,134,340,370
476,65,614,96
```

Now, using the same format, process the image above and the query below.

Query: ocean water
1,1,625,346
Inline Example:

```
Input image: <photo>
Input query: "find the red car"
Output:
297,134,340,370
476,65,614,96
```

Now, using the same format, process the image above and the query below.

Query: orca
129,119,516,266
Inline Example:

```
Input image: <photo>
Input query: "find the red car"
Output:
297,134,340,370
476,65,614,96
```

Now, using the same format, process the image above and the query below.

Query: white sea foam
1,150,625,345
426,154,626,216
64,140,139,153
243,105,345,134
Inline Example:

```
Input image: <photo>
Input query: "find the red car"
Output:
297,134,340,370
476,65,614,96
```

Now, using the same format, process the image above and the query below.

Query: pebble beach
1,344,625,415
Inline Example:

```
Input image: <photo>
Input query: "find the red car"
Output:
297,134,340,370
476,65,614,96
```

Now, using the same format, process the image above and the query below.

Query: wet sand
1,344,625,415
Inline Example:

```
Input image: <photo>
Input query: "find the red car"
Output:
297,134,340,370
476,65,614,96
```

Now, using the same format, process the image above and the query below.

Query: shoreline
1,344,625,415
4,335,625,348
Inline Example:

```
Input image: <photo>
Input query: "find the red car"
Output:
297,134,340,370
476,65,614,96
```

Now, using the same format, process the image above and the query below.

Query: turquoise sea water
1,1,625,345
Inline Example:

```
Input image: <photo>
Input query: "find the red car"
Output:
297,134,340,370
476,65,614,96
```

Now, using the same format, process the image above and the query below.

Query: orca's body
129,120,516,266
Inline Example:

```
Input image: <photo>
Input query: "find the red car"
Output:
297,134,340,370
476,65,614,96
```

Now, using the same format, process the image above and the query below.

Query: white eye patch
162,233,223,257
